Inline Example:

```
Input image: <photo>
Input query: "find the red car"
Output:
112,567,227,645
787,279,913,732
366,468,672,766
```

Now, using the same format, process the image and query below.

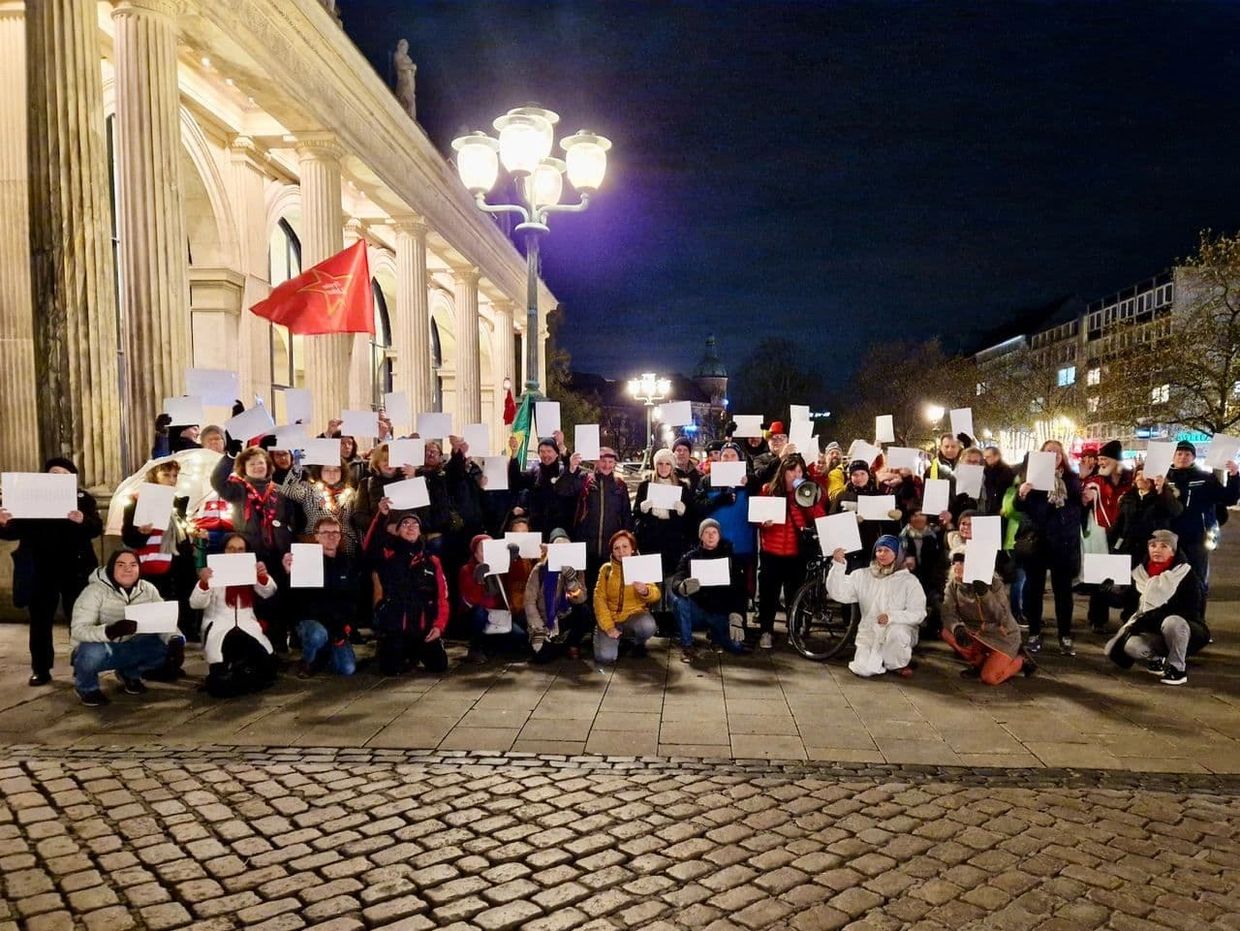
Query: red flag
250,240,373,335
503,388,517,425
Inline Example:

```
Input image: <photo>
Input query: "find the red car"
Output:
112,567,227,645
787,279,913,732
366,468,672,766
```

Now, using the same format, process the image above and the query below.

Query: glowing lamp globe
524,158,565,208
561,131,612,191
493,109,555,175
451,132,499,193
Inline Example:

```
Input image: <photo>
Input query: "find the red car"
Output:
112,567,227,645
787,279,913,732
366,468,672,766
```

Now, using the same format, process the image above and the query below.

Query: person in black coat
0,458,102,686
571,447,633,592
1165,440,1240,606
667,519,748,659
1111,469,1184,563
509,434,583,537
282,516,364,678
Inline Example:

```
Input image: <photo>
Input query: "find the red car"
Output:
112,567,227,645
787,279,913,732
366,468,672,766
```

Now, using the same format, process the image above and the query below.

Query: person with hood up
0,457,102,687
572,446,632,592
458,532,530,663
668,518,749,661
828,535,926,678
69,550,174,706
523,528,595,662
1105,530,1206,686
940,551,1027,685
190,533,278,696
593,530,660,665
756,453,826,650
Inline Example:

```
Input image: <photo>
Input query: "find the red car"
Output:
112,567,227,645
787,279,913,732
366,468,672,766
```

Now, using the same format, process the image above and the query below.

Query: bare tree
975,346,1086,439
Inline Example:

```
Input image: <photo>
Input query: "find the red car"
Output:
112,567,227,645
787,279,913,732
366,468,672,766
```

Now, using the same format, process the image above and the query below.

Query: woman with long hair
755,452,825,650
283,460,360,555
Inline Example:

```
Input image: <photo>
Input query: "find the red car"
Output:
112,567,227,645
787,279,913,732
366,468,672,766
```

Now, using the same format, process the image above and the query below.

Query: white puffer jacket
70,568,163,649
189,577,277,665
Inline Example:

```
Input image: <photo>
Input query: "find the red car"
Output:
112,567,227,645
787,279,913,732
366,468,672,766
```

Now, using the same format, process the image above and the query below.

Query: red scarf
1146,557,1175,577
224,585,254,609
231,476,279,549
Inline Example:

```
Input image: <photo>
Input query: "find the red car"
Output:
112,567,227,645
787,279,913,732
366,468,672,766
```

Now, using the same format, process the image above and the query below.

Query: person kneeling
669,518,749,661
191,533,278,697
593,531,659,666
1105,530,1206,686
460,533,530,663
285,518,365,678
368,505,450,676
70,550,173,706
525,529,595,662
941,552,1027,685
828,535,926,678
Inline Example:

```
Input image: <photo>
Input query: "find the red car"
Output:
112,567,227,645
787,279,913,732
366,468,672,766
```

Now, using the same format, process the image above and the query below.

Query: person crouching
668,518,749,661
941,551,1028,685
593,530,659,666
827,535,926,678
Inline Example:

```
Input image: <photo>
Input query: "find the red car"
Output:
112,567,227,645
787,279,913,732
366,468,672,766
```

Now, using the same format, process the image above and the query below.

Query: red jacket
458,559,505,611
758,491,826,557
1083,472,1132,530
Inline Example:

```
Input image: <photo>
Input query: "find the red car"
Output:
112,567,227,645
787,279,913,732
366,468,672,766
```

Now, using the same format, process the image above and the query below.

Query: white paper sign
1142,441,1175,480
963,543,997,583
340,409,379,440
207,552,257,589
385,477,430,510
1026,451,1057,491
574,425,601,460
503,531,543,558
660,401,693,426
848,441,883,466
1083,553,1133,585
283,388,314,426
417,412,454,441
224,404,275,442
857,495,896,521
646,483,683,509
481,539,511,575
690,558,731,587
789,421,818,455
950,407,974,439
789,404,811,423
748,496,786,524
710,461,747,487
276,424,310,451
621,553,664,585
816,513,863,555
186,368,240,406
547,541,588,571
133,483,177,529
162,396,204,426
875,415,895,444
922,479,951,516
388,438,425,470
463,424,491,457
955,463,985,498
970,515,1002,551
1206,435,1240,471
732,415,765,438
482,456,510,491
383,391,411,431
1,472,77,520
302,438,341,467
290,543,325,588
885,447,920,473
534,401,561,436
124,601,180,634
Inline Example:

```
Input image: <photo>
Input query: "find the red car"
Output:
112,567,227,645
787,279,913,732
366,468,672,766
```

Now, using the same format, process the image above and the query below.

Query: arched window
268,219,303,412
430,318,443,412
371,278,393,407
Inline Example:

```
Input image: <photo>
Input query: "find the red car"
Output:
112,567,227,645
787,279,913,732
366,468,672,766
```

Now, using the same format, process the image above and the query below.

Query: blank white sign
748,496,785,524
646,483,683,509
732,415,764,438
482,456,510,491
186,368,240,406
417,412,453,441
162,396,204,426
387,438,425,470
857,495,896,521
970,515,1002,550
133,483,177,529
1206,435,1240,471
816,513,863,555
224,405,275,442
621,553,663,585
383,391,411,431
504,531,543,558
789,421,818,455
789,404,811,423
534,401,561,436
385,477,430,510
283,388,314,426
1026,452,1057,491
690,558,730,587
1083,553,1133,585
481,539,511,575
302,438,341,467
660,401,693,426
963,543,997,583
922,478,950,515
124,601,180,634
547,541,588,571
875,415,895,444
207,553,257,589
710,461,746,487
1,472,77,520
290,543,324,588
462,424,491,457
276,424,309,451
1142,441,1175,480
885,447,920,473
575,425,601,460
950,407,974,439
340,409,379,440
955,463,984,498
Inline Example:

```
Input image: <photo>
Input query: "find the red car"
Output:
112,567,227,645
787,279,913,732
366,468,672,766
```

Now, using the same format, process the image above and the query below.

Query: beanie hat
874,534,901,557
548,527,570,543
1150,529,1179,550
848,459,870,475
597,446,618,460
722,442,745,458
44,457,79,475
1100,440,1123,460
824,442,842,456
672,436,693,452
698,518,721,539
768,421,787,436
1175,440,1196,456
653,448,675,468
705,441,724,454
396,513,421,528
538,437,559,451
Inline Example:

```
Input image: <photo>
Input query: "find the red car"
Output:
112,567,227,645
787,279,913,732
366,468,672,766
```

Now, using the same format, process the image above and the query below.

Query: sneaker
1026,634,1042,654
1160,665,1187,686
77,689,109,707
1059,637,1076,657
709,641,724,654
121,677,147,695
464,648,487,665
759,633,773,650
679,645,697,664
296,662,313,680
1145,657,1167,676
28,672,51,687
1015,615,1030,630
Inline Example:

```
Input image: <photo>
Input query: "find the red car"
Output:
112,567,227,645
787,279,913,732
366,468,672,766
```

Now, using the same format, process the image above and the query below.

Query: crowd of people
1,412,1235,704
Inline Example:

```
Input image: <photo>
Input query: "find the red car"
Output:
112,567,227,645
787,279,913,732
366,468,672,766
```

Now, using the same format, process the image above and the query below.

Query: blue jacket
696,476,757,557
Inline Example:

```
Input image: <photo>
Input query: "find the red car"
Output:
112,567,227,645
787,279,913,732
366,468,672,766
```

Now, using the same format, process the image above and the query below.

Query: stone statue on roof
393,39,417,120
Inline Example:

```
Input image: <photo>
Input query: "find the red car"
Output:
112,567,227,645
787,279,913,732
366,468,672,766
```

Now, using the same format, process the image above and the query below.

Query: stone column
343,218,373,409
453,265,481,424
112,0,190,470
392,214,431,416
26,0,122,487
0,1,38,472
492,298,516,386
296,134,348,426
228,137,273,402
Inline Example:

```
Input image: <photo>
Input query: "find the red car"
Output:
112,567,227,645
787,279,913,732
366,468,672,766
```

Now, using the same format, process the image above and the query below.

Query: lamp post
627,372,670,469
452,108,611,400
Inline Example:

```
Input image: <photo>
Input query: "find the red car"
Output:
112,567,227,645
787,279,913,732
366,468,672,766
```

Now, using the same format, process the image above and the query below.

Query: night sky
344,1,1240,393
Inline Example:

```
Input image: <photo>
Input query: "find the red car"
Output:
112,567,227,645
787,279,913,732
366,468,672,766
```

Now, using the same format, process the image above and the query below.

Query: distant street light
924,403,946,425
452,108,611,399
628,372,671,469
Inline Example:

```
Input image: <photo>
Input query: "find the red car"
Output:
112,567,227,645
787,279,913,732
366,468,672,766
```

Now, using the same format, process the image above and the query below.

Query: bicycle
787,555,859,661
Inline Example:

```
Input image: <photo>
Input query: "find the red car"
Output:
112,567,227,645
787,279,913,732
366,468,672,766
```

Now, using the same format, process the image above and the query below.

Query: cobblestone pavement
0,747,1238,931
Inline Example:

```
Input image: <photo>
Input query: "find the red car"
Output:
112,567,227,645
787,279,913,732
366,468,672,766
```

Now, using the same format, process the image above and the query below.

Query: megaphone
794,479,822,508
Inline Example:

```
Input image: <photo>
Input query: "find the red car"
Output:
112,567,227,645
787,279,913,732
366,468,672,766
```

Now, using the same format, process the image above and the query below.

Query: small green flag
509,393,535,468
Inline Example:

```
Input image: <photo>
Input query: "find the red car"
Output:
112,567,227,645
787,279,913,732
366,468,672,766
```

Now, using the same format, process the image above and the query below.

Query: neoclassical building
1,0,555,489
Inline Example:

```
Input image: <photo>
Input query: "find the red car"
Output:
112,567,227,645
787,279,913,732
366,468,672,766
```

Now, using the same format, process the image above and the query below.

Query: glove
956,432,973,448
105,619,137,640
674,500,686,515
473,563,490,584
681,578,701,596
856,513,865,524
507,542,521,557
561,566,579,588
721,490,736,506
971,580,989,597
639,499,653,513
953,625,972,647
1099,578,1115,594
887,509,902,521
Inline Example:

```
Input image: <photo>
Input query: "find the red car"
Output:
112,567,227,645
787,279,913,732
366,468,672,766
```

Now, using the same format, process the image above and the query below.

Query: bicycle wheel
788,573,858,662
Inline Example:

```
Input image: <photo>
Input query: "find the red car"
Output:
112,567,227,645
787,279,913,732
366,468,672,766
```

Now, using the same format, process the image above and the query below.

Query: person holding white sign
457,532,532,663
280,460,360,556
695,443,760,628
1165,439,1239,614
593,530,660,665
510,432,584,536
829,459,901,562
634,449,692,622
189,533,278,697
0,457,103,686
928,429,971,481
1013,440,1084,656
1082,440,1135,634
898,508,948,636
756,454,826,650
827,535,926,679
668,518,749,660
353,442,420,540
121,460,195,603
940,551,1027,685
571,447,632,592
69,550,174,706
671,436,702,494
522,528,596,662
283,517,365,678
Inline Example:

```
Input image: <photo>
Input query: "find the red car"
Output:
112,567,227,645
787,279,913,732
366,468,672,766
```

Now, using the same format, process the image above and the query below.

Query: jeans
593,612,657,664
1009,565,1026,619
27,573,87,675
73,636,168,693
672,595,743,652
466,605,529,654
297,620,357,675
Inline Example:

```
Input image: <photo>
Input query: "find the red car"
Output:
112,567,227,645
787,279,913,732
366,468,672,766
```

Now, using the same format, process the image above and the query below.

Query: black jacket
287,552,363,641
669,539,746,616
1166,467,1239,545
1108,557,1207,667
512,456,581,536
1112,485,1184,561
573,472,633,560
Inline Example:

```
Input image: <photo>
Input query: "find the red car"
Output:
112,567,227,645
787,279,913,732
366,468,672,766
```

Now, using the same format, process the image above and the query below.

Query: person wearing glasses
282,517,363,678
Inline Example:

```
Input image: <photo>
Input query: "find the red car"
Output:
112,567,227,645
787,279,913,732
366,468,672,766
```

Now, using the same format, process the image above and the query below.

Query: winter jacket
574,472,633,560
210,454,294,560
367,522,450,636
1012,470,1085,567
0,488,101,597
899,525,946,598
281,472,360,555
445,449,486,537
634,479,692,574
1107,558,1207,667
121,494,192,578
593,560,661,632
981,462,1016,517
826,561,926,637
675,464,702,496
669,540,746,616
1166,466,1240,546
941,575,1022,658
759,490,826,558
695,475,759,557
1111,484,1184,561
512,456,582,535
286,552,364,641
831,483,898,555
459,558,507,613
524,561,589,650
189,574,277,664
1083,470,1133,534
69,568,163,649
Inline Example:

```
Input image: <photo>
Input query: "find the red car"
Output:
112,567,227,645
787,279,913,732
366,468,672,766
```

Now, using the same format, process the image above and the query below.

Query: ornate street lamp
627,372,671,469
452,108,611,400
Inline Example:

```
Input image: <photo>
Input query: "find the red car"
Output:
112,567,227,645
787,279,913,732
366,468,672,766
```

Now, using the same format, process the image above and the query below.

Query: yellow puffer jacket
593,560,661,632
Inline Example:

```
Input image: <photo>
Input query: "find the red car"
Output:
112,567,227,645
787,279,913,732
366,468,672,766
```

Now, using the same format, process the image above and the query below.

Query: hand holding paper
290,543,325,588
748,496,785,524
816,513,862,555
